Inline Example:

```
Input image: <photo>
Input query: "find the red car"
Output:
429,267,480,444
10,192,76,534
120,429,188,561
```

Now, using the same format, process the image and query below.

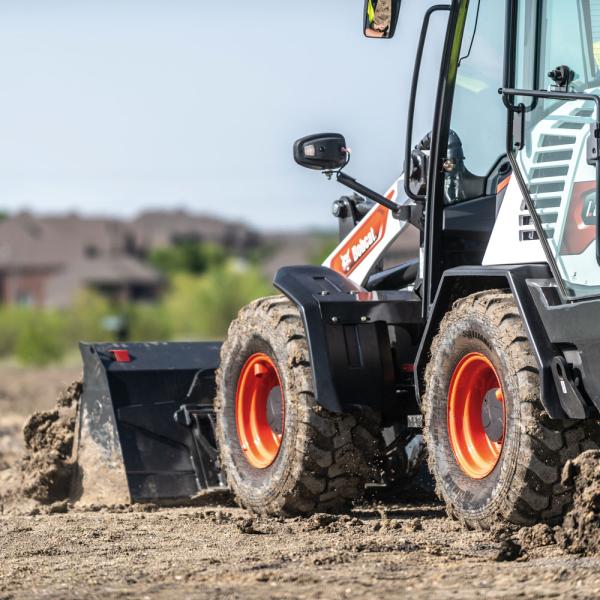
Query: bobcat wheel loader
72,0,600,528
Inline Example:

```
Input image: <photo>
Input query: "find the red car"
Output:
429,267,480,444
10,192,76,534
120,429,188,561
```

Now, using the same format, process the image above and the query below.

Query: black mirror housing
364,0,401,39
293,133,348,171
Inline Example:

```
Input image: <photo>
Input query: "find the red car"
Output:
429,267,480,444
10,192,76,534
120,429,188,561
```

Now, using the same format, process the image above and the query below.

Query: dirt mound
18,381,81,504
516,523,555,549
555,449,600,555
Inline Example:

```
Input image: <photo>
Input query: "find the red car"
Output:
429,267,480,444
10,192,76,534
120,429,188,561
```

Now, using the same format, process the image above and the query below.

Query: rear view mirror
364,0,401,38
293,133,348,171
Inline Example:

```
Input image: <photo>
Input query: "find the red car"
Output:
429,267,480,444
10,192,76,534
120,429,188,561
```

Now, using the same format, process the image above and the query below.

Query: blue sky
0,1,446,230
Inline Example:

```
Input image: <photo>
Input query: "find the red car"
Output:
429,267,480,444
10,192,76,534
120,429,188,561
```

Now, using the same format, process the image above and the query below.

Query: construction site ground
2,366,600,600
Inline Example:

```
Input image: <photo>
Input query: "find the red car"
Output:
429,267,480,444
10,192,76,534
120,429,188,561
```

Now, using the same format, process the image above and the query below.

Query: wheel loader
70,0,600,528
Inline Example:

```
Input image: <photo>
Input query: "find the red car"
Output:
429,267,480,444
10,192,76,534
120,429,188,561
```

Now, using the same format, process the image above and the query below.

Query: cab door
503,0,600,299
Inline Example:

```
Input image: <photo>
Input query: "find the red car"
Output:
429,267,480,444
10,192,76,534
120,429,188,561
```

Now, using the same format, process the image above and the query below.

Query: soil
19,380,81,504
3,367,600,599
556,450,600,555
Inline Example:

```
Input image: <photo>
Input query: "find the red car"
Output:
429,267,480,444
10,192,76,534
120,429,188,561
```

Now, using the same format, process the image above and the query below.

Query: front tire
423,290,600,529
215,295,380,516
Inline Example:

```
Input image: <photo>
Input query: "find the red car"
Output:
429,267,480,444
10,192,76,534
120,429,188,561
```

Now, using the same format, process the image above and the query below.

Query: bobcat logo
340,250,352,272
331,205,388,277
351,227,377,262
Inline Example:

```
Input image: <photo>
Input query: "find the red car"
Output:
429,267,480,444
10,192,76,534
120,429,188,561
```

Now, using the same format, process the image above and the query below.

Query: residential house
0,213,161,308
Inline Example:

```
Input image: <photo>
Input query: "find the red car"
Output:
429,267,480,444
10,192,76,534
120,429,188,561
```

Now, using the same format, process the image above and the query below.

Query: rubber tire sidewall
217,302,309,512
426,309,522,521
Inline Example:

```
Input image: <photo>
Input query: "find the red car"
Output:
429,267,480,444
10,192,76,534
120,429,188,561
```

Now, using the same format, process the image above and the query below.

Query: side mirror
364,0,401,39
293,133,348,171
294,132,404,216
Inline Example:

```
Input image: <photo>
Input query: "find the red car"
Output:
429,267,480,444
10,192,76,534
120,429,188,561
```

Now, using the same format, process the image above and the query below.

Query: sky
0,1,447,231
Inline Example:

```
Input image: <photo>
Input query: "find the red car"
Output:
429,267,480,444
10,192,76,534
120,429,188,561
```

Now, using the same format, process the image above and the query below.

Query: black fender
414,264,583,420
273,265,422,414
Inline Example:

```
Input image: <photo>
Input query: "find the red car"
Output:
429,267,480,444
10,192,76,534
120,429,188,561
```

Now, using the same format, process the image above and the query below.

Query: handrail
403,5,451,202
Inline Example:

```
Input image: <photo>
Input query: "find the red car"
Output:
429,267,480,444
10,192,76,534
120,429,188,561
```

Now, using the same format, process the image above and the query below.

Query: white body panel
484,93,600,295
322,176,413,287
483,177,546,266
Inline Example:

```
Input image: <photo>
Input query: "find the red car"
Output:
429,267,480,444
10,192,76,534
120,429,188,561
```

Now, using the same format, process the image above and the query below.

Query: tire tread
216,295,380,516
423,289,600,528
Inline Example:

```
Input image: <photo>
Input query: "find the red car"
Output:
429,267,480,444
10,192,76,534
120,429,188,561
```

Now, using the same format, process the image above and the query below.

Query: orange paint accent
447,353,505,480
235,353,284,469
496,175,511,194
330,204,389,276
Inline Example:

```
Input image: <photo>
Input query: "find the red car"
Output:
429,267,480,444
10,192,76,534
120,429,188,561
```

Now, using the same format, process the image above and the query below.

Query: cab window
444,0,507,205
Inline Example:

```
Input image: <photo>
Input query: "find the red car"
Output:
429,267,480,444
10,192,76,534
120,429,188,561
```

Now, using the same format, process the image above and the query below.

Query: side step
72,341,226,505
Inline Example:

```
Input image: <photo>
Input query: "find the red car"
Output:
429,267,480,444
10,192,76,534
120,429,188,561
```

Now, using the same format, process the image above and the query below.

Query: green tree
66,289,115,343
14,311,67,366
0,307,31,358
149,242,227,275
164,262,272,339
127,303,173,341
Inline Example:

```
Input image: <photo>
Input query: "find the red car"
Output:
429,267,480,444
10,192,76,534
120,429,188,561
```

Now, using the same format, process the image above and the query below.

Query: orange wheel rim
447,352,505,479
235,353,285,469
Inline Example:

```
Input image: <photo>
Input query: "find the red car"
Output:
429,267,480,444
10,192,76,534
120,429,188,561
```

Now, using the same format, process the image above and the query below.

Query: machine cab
392,0,600,304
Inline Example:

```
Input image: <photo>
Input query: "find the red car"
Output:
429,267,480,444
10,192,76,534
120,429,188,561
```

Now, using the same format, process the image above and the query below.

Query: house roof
0,213,135,270
130,210,260,251
44,257,162,308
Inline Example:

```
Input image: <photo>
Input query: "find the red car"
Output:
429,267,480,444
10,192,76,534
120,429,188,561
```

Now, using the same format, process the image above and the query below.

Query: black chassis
275,263,600,423
273,265,422,423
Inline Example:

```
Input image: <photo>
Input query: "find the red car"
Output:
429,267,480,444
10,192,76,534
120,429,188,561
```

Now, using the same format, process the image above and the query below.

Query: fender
274,265,422,413
414,264,587,420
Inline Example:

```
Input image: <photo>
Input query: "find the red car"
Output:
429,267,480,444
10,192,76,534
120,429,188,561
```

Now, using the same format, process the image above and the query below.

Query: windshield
517,0,600,91
444,0,506,205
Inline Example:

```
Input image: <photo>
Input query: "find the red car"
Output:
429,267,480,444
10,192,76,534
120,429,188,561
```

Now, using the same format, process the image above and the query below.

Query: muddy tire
423,290,600,529
215,295,380,516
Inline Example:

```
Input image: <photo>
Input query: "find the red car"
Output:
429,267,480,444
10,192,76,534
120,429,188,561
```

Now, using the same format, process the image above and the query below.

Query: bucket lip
80,341,223,371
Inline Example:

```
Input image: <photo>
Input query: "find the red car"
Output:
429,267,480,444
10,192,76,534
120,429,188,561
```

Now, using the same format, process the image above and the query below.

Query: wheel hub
481,388,504,443
235,353,285,469
447,352,505,479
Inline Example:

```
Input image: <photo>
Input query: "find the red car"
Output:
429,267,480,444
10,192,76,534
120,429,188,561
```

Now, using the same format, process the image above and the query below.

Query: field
2,367,600,599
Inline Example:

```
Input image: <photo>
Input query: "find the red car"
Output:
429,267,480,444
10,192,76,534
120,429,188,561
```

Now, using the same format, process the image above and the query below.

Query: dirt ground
3,367,600,600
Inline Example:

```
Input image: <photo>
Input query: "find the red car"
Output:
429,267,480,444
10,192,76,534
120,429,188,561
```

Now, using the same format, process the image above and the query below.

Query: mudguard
414,264,593,420
273,265,422,413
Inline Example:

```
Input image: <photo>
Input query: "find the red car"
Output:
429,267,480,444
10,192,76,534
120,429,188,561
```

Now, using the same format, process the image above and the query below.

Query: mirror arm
336,171,410,218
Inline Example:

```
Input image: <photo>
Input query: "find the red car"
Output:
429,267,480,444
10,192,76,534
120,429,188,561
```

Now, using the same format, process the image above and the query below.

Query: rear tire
423,290,600,529
215,295,380,516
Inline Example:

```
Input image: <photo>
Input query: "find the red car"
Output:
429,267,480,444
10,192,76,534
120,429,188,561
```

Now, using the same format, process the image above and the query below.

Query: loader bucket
71,341,226,506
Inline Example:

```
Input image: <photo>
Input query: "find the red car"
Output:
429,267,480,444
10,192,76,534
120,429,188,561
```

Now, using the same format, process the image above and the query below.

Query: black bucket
72,341,226,505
